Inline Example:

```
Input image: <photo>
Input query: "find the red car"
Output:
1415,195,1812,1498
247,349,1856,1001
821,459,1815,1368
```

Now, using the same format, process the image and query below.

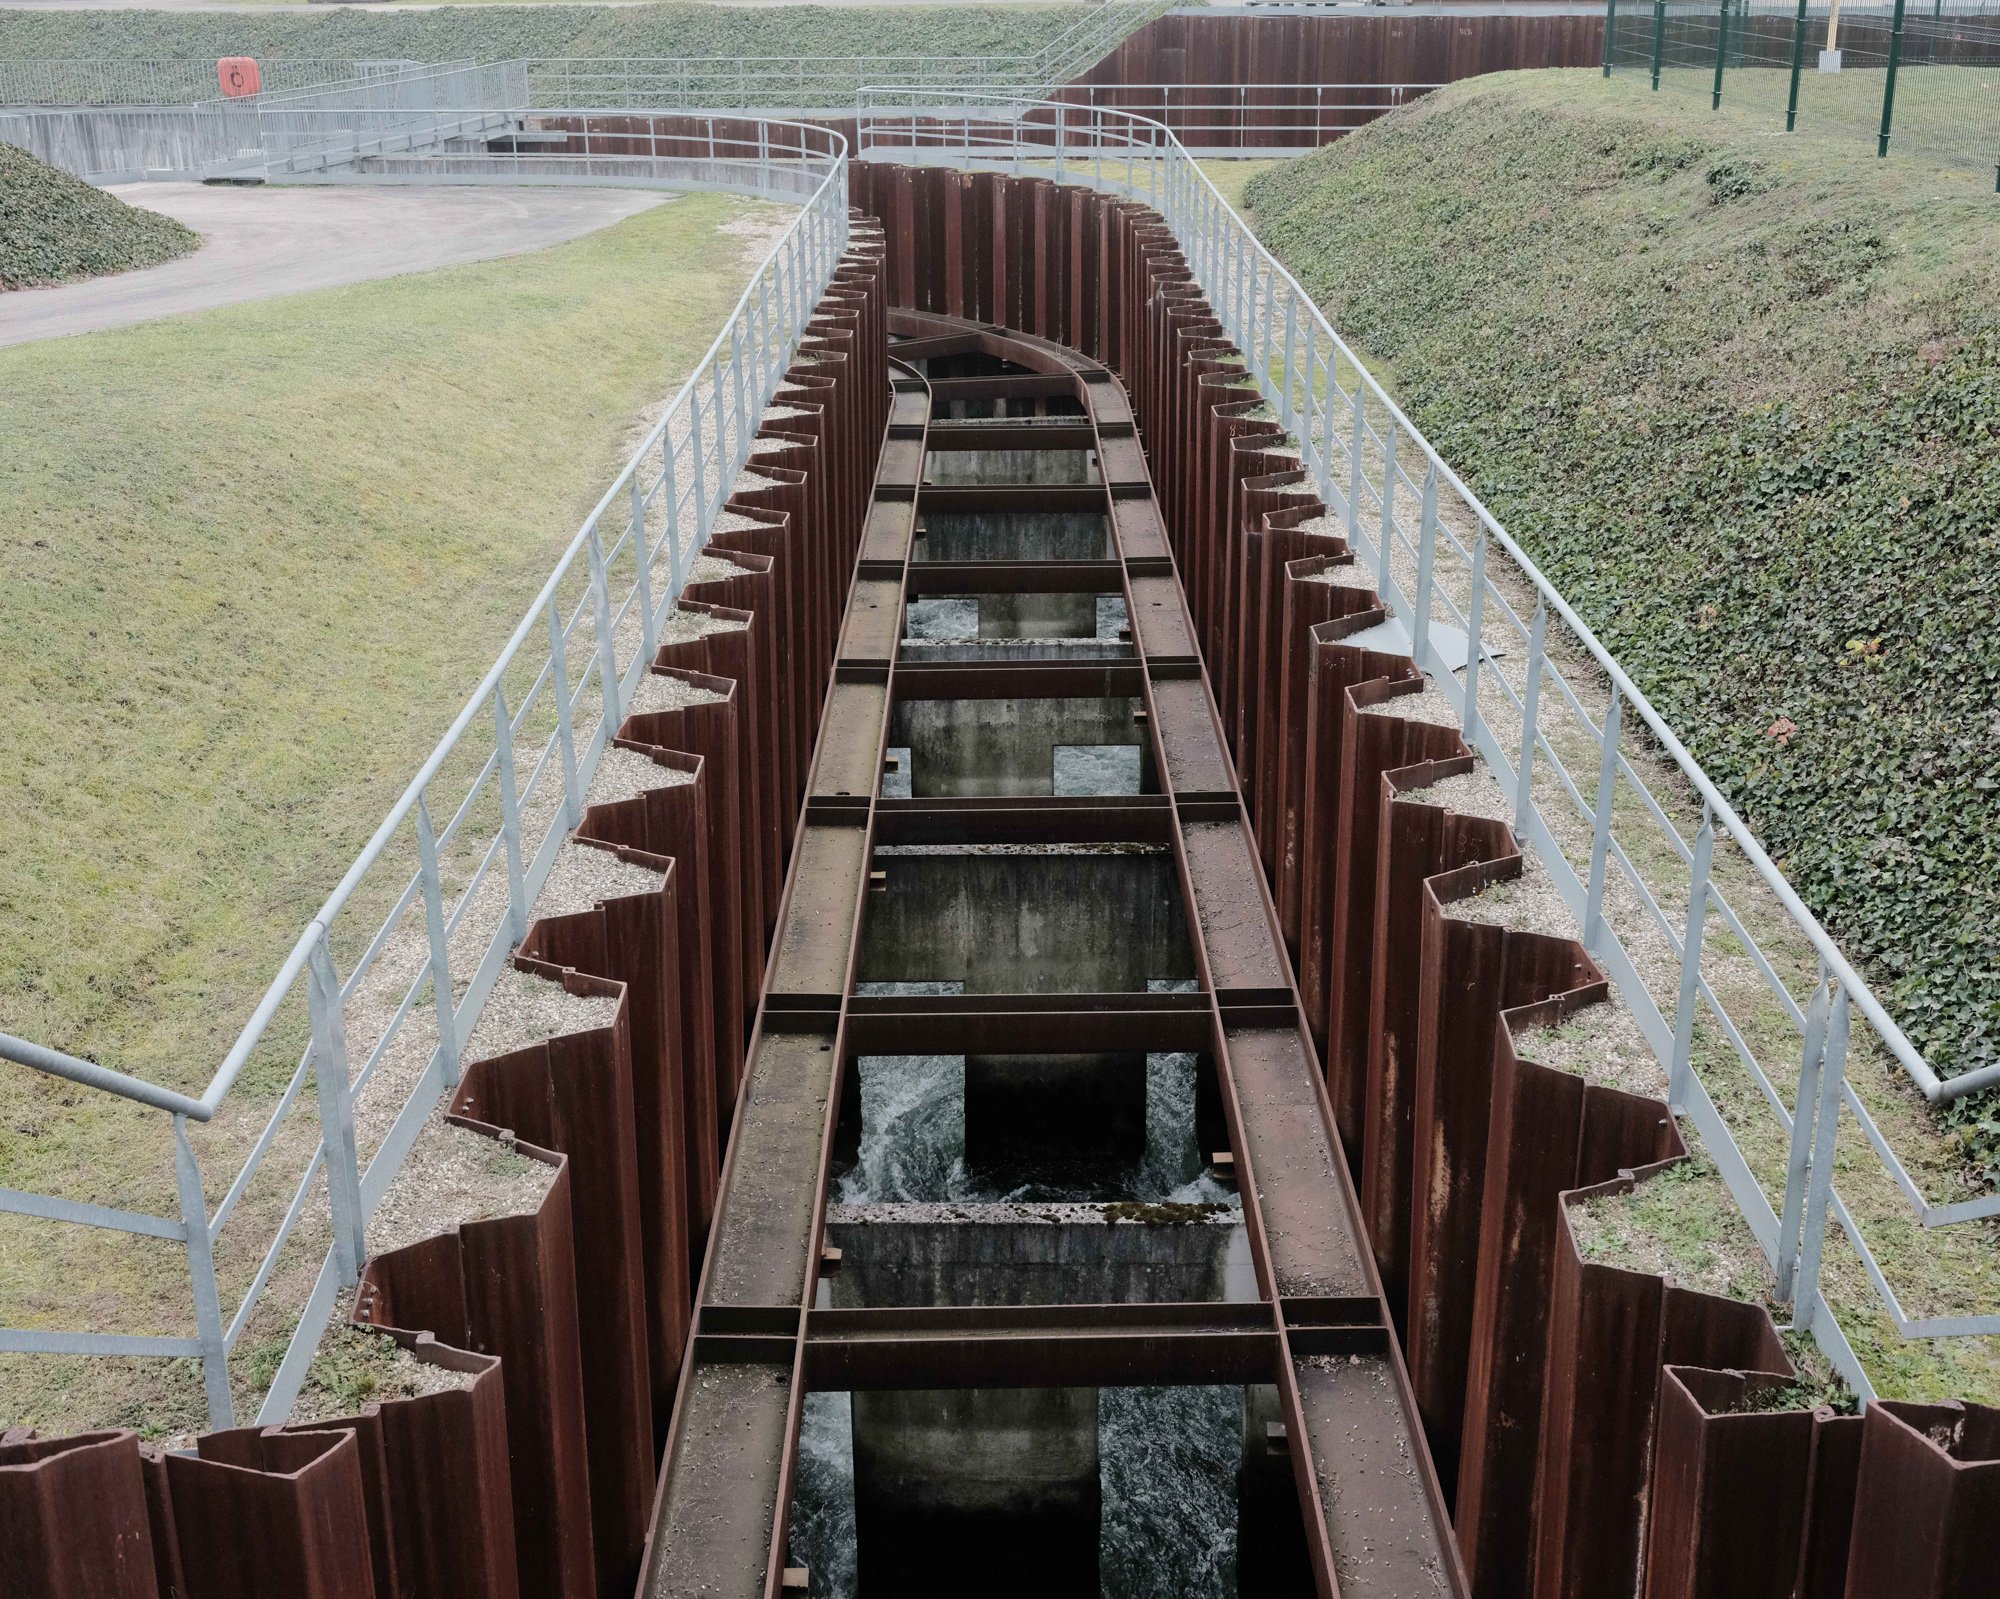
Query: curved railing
855,91,2000,1397
0,115,849,1431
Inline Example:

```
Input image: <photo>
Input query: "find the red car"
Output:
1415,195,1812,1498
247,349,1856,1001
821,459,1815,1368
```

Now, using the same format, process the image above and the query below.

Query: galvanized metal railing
857,92,2000,1397
0,115,848,1432
0,56,422,108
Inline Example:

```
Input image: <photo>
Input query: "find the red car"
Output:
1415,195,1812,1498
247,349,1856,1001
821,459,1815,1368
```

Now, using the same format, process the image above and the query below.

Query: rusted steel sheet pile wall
0,223,889,1599
845,159,2000,1599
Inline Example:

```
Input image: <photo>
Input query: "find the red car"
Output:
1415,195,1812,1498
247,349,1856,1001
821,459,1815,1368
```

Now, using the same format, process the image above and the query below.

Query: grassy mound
0,4,1107,79
1243,73,2000,1174
0,143,197,290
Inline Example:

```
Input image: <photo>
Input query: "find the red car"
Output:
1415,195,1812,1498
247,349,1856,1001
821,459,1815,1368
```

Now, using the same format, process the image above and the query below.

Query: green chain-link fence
1604,0,2000,185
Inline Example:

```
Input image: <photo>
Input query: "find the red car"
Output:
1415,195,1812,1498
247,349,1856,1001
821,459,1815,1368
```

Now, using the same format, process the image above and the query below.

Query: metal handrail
855,91,2000,1395
0,113,850,1431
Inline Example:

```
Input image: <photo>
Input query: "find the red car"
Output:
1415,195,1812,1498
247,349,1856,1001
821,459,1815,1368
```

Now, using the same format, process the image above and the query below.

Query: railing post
174,1115,234,1431
1785,0,1810,130
632,467,656,664
1776,974,1832,1301
1513,598,1546,838
588,523,622,735
414,795,460,1085
1463,529,1489,753
1711,0,1731,109
547,594,582,831
1344,380,1366,546
1412,461,1439,666
1791,986,1849,1326
1651,0,1669,88
1583,685,1623,951
1668,801,1714,1111
493,685,528,947
1376,420,1399,599
306,931,366,1288
1605,0,1620,76
1877,0,1907,155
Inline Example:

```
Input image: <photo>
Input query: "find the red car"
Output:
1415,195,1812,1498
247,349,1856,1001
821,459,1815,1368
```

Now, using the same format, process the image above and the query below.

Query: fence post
1344,382,1366,545
588,523,622,735
1785,0,1811,129
1583,685,1622,951
1651,0,1669,88
1463,530,1488,754
1669,803,1714,1111
493,686,528,947
1792,987,1850,1324
1514,599,1546,839
414,796,460,1086
1775,975,1831,1301
174,1116,234,1431
1412,462,1439,667
547,594,582,831
1377,420,1399,600
1711,0,1732,108
632,468,656,664
306,932,367,1289
1604,0,1620,76
1877,0,1908,155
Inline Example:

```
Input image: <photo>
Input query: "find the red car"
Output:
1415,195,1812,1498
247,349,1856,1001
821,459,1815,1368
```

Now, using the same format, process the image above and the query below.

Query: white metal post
1669,802,1715,1111
588,523,622,735
1792,987,1850,1323
1777,975,1832,1301
413,795,459,1085
1463,530,1488,753
1513,599,1546,838
1412,461,1439,666
547,594,582,830
1583,686,1623,952
493,686,528,947
306,932,366,1288
174,1115,233,1431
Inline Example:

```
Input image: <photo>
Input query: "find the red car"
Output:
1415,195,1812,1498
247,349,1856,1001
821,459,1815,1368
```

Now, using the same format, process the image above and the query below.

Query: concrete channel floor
0,182,670,348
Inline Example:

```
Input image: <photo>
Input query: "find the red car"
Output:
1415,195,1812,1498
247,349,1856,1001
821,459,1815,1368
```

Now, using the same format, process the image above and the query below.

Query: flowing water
789,1384,1242,1599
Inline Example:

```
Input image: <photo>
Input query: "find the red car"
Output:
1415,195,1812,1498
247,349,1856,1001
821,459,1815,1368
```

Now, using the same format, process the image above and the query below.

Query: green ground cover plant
0,143,197,288
0,4,1105,78
0,190,779,1435
1242,71,2000,1179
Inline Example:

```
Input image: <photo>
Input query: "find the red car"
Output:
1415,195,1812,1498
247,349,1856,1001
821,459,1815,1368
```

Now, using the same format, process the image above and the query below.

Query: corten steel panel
1282,580,1389,1004
1842,1398,2000,1599
1455,991,1683,1599
1318,650,1427,1134
759,830,867,986
1234,490,1327,833
449,965,653,1596
576,743,723,1229
156,1429,374,1599
1639,1366,1849,1599
1214,439,1296,745
712,487,815,797
521,839,692,1411
665,598,779,945
1406,865,1598,1495
1530,1174,1793,1599
812,673,890,799
282,1333,519,1599
358,1141,597,1599
687,549,793,841
1357,761,1514,1335
0,1429,157,1599
835,578,901,660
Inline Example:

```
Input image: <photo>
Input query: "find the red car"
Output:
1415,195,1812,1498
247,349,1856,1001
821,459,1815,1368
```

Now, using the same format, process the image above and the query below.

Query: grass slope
0,4,1101,73
0,191,775,1434
0,144,197,290
1243,72,2000,1176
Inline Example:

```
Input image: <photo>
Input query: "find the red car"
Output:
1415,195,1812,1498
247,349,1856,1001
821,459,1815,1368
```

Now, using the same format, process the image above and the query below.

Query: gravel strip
763,403,811,426
732,467,788,494
1516,997,1669,1098
368,1120,556,1257
1305,560,1377,589
659,605,747,645
1362,681,1461,727
1444,850,1577,935
587,747,695,807
1396,763,1513,822
709,508,768,537
291,1289,472,1422
464,963,619,1063
535,840,664,921
629,672,728,716
687,553,753,585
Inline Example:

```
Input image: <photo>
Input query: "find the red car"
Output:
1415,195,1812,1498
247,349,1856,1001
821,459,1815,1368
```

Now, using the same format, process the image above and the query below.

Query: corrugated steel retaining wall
843,158,1999,1599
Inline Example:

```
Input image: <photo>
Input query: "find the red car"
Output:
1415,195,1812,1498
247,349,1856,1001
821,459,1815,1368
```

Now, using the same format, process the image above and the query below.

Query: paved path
0,182,669,348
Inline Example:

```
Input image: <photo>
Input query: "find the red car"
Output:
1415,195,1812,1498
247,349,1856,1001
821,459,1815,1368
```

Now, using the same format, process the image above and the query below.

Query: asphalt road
0,182,670,348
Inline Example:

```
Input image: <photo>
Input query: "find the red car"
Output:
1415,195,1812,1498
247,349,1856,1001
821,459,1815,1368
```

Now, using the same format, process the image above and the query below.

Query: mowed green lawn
0,190,779,1430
